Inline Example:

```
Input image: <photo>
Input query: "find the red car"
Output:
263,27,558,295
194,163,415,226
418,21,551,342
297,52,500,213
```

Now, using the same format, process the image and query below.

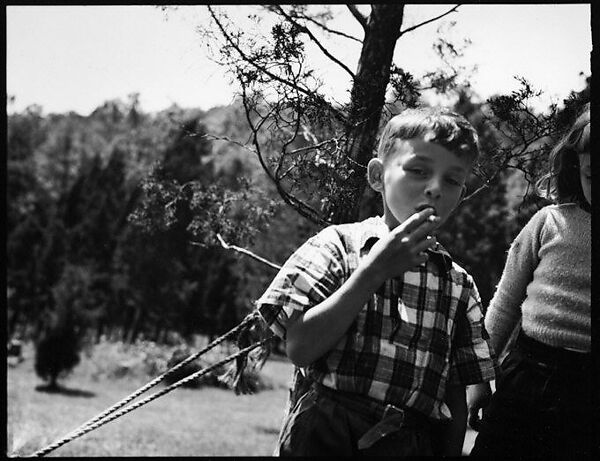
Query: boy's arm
286,258,385,366
439,384,467,456
286,209,439,367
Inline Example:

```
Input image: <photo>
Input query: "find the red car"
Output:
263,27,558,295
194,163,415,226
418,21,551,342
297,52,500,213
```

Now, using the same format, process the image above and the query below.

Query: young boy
257,107,498,456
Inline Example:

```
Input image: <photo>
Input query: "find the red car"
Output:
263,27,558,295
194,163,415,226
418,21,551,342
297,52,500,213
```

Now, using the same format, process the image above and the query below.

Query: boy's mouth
416,204,437,215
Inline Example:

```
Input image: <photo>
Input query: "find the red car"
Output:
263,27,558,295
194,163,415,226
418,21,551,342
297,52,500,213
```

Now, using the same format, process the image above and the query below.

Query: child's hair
376,107,480,164
537,103,590,204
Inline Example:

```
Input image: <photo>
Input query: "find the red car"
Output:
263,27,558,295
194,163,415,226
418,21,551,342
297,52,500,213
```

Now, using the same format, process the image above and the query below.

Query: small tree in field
34,264,97,390
34,310,81,390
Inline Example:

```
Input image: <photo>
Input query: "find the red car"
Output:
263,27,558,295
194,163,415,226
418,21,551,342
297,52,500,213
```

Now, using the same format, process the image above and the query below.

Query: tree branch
196,133,257,155
347,5,369,32
400,5,460,36
239,80,329,225
211,234,282,270
207,6,346,122
273,6,356,79
461,156,509,204
296,12,362,43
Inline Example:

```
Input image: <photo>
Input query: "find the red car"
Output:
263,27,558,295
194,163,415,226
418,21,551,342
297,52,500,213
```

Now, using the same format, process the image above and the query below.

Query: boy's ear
367,158,384,192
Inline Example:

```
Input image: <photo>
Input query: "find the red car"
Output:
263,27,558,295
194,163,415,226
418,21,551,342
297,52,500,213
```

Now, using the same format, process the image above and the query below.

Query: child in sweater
257,107,497,456
469,103,591,457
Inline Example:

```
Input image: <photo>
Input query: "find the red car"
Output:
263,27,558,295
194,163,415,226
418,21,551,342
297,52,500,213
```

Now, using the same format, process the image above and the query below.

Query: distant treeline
7,96,317,348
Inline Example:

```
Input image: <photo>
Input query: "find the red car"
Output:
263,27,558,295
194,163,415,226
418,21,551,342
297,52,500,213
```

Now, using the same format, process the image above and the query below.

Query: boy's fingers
412,235,437,254
400,230,433,247
407,218,439,242
395,208,436,235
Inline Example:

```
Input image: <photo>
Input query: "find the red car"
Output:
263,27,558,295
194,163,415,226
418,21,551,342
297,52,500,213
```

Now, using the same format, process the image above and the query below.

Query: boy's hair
537,102,590,204
376,107,480,164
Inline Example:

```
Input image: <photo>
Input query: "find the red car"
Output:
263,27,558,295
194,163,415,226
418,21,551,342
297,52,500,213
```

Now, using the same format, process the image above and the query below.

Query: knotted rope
31,311,274,457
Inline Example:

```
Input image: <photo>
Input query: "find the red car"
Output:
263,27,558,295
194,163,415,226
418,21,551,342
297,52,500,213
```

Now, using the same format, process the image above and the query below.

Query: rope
31,312,269,457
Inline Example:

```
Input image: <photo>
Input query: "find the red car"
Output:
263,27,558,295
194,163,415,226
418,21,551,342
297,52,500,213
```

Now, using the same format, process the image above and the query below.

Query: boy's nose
424,180,442,199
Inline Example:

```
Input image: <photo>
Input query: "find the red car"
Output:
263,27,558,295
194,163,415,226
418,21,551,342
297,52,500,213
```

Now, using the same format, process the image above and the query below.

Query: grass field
7,342,478,456
7,342,294,457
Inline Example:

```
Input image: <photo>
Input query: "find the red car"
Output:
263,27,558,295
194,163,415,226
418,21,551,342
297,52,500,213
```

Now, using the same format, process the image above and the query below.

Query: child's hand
467,382,492,431
362,208,440,282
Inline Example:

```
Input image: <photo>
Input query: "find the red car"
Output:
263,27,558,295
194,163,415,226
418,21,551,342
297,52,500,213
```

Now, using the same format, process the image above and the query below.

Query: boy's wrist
353,260,388,294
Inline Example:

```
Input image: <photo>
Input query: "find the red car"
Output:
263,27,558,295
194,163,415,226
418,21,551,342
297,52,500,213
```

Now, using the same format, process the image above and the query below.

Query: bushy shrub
85,337,273,392
162,347,227,389
34,323,81,389
86,338,178,382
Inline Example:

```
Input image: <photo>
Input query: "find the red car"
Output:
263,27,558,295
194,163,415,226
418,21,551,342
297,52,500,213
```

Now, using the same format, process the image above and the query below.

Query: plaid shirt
257,216,498,421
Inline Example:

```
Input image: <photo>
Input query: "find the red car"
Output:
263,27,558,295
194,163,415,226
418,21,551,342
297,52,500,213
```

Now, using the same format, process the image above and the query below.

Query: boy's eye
406,167,427,176
445,177,463,187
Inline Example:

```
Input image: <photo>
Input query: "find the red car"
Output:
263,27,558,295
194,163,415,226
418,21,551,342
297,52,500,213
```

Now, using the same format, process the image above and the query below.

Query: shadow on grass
35,384,96,398
254,425,280,435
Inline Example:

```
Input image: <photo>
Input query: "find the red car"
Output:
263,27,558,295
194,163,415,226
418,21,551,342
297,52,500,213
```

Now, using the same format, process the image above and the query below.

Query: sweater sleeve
484,208,547,355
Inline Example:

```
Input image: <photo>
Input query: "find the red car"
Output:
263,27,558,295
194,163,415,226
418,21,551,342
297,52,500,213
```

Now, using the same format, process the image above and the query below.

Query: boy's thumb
468,407,483,432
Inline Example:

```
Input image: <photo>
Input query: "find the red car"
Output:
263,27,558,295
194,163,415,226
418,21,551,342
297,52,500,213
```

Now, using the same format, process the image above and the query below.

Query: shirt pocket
389,296,447,353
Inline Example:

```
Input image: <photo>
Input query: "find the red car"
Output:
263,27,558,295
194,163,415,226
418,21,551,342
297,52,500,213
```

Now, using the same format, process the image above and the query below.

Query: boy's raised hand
363,208,440,283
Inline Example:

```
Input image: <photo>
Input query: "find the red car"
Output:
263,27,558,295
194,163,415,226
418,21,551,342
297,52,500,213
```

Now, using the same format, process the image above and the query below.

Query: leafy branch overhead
129,164,275,248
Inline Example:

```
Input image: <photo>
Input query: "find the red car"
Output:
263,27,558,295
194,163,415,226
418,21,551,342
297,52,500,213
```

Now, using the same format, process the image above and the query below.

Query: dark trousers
470,331,593,458
276,383,441,456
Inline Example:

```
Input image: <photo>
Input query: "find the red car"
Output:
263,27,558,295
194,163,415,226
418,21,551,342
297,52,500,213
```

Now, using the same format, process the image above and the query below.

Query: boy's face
368,139,470,229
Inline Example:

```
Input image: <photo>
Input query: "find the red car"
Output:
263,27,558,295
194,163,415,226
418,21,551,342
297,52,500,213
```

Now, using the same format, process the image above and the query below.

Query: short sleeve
448,275,499,385
256,226,347,340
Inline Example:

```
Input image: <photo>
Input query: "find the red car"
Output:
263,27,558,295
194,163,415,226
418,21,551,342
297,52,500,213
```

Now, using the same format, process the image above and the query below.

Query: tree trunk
49,374,59,390
126,305,144,344
332,5,404,224
95,321,105,343
153,323,164,343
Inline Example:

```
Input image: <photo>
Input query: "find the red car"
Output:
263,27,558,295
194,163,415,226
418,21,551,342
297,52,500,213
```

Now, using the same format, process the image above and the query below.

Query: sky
6,5,591,116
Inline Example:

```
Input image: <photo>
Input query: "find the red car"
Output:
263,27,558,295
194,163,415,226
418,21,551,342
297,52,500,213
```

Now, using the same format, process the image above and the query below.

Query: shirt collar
359,215,453,274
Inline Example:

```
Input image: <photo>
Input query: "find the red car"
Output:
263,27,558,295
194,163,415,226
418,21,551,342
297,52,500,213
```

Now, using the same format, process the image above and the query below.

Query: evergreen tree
34,264,96,389
116,116,217,341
